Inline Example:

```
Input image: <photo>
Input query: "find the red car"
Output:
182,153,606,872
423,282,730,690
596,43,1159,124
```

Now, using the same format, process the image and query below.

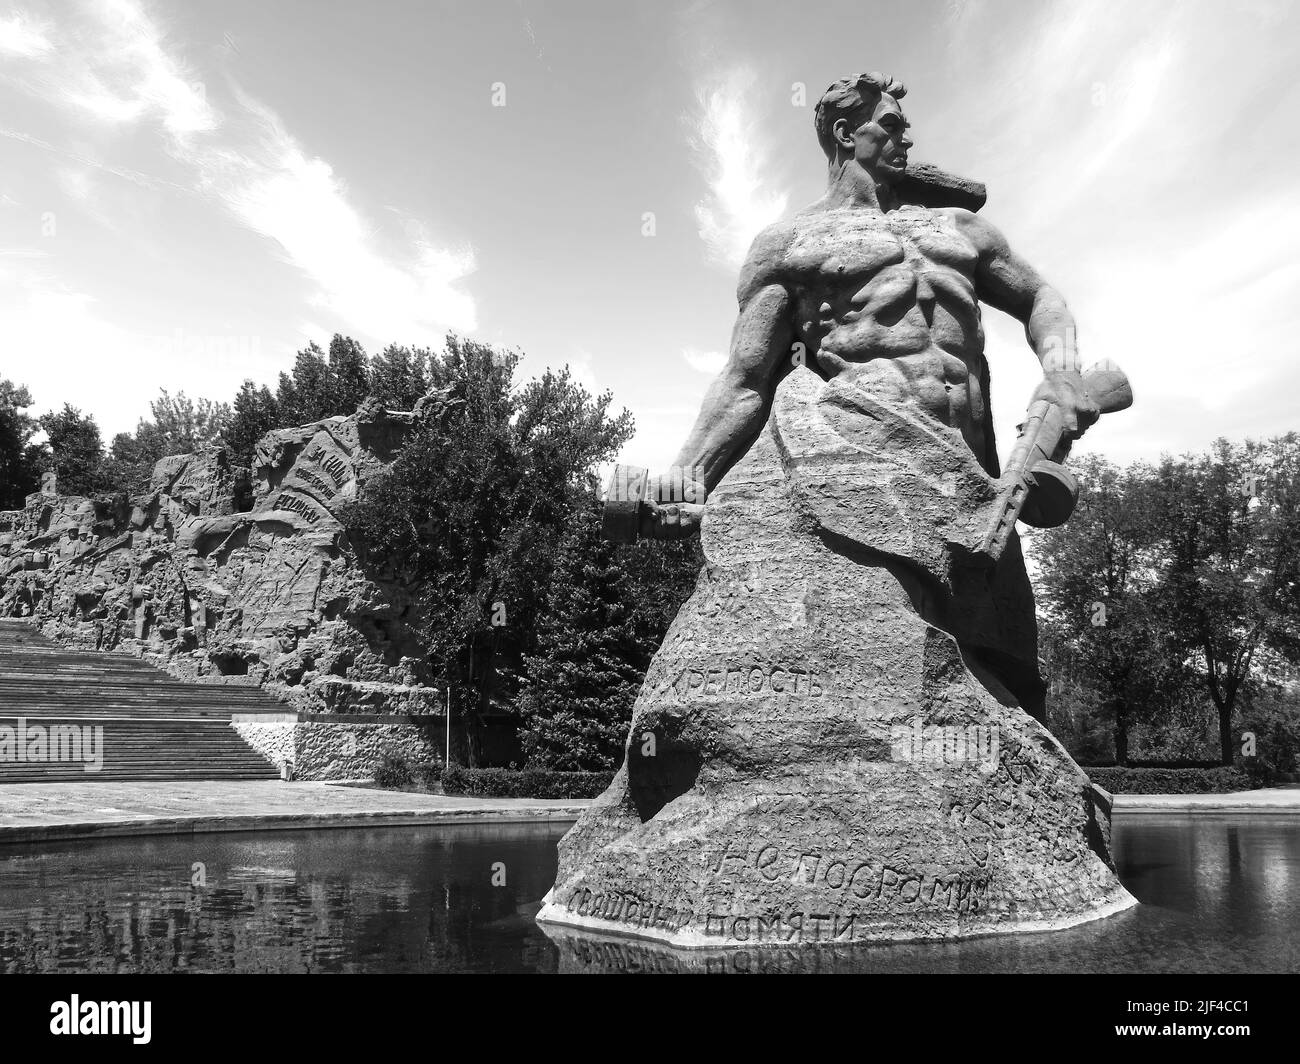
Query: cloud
924,0,1300,467
211,95,476,339
689,65,789,271
0,126,194,195
3,0,476,344
0,11,51,57
511,344,601,400
624,403,699,475
0,268,264,438
681,346,726,374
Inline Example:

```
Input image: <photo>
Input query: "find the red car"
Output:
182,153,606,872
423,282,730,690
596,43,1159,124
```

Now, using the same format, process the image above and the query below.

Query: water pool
0,817,1296,973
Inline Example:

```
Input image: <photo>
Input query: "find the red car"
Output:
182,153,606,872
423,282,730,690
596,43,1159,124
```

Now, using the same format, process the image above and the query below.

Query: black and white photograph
0,0,1295,1033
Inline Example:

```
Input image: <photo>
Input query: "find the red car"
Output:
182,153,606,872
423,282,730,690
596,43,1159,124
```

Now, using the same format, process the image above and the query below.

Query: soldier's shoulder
745,219,798,262
933,205,981,227
938,207,1008,252
738,221,797,294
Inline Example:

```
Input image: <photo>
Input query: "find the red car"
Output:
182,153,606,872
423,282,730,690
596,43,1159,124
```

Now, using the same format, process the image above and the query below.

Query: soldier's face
841,93,912,182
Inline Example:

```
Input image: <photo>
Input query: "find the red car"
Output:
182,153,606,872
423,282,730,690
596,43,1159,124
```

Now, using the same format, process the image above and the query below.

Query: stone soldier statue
637,72,1125,720
539,73,1136,950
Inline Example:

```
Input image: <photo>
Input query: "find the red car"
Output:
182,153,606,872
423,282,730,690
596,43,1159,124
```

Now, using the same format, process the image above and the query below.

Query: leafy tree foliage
99,422,166,495
1034,456,1195,764
1153,436,1300,764
369,344,433,409
1238,685,1300,784
38,404,106,497
148,390,231,454
344,335,682,766
1035,440,1300,769
0,379,45,508
97,391,229,492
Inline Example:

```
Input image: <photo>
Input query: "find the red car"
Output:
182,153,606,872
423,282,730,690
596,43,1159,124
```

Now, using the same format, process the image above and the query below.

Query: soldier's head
815,73,911,184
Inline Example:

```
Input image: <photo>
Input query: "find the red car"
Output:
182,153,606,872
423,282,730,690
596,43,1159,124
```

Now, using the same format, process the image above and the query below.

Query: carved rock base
538,374,1136,947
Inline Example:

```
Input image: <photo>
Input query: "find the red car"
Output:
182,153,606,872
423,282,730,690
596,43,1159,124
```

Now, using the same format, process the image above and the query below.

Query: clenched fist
1032,370,1101,441
638,468,707,540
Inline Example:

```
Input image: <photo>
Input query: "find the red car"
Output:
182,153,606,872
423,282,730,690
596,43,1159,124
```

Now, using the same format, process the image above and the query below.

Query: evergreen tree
517,506,703,771
281,342,330,423
274,370,300,426
225,380,280,469
517,504,647,770
327,334,371,415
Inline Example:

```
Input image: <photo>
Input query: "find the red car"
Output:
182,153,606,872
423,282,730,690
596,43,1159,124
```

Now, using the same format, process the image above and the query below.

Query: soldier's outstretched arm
956,210,1100,439
641,225,795,539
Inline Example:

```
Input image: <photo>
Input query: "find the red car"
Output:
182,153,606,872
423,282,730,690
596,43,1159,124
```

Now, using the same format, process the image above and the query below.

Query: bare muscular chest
782,207,980,326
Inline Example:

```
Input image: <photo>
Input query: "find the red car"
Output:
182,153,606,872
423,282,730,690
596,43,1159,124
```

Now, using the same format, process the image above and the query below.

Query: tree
516,504,647,770
95,392,229,494
272,337,371,424
1033,456,1195,764
274,371,299,427
224,381,280,469
1154,436,1300,764
0,379,45,508
369,344,432,409
277,342,330,424
345,335,637,765
1238,684,1300,784
98,421,167,494
1037,627,1112,764
39,404,105,496
326,334,371,415
148,390,230,455
518,513,703,770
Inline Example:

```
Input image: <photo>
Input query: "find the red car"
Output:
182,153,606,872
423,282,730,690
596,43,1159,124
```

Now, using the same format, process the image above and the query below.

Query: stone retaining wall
232,716,445,781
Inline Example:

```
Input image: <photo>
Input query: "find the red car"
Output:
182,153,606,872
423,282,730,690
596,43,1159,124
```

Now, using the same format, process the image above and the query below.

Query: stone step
0,680,272,696
0,689,280,708
0,768,279,782
0,621,281,781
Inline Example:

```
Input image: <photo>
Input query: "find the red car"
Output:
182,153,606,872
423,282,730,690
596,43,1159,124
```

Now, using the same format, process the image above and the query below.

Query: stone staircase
0,620,281,782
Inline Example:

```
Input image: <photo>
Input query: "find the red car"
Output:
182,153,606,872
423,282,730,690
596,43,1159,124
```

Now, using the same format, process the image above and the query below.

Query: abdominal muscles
815,304,986,441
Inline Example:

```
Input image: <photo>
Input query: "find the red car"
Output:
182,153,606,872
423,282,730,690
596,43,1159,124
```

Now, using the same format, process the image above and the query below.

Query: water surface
0,816,1295,973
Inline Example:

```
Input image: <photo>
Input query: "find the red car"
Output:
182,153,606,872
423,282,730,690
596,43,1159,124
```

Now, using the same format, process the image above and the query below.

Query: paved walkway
0,780,589,844
1113,789,1300,814
1,782,1297,846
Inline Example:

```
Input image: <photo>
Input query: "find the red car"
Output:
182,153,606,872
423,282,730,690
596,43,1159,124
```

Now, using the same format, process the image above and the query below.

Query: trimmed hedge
441,764,614,799
1086,765,1253,794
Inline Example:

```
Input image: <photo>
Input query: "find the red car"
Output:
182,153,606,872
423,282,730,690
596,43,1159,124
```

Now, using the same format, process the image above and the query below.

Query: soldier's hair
814,72,908,160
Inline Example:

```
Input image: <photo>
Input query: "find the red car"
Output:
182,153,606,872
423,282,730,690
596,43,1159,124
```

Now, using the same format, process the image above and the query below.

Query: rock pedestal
537,368,1135,947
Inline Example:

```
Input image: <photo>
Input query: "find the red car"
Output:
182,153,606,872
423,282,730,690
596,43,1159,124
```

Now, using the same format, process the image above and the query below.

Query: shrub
373,753,415,789
441,765,613,799
1086,766,1253,794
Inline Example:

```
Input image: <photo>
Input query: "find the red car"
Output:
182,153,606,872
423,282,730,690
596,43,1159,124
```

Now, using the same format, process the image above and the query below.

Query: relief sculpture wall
0,398,450,778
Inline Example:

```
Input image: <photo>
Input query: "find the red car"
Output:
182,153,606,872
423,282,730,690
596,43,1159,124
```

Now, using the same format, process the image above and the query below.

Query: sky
1,0,1297,475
